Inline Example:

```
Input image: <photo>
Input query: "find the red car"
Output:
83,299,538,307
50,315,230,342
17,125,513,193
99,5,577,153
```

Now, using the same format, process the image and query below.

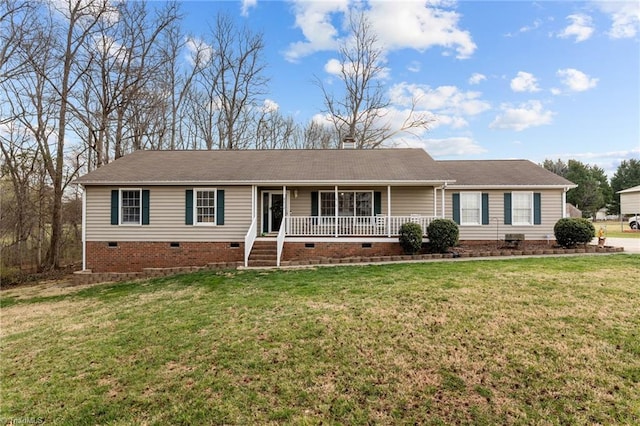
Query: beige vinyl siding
443,189,564,241
85,186,252,241
287,186,435,217
389,187,434,216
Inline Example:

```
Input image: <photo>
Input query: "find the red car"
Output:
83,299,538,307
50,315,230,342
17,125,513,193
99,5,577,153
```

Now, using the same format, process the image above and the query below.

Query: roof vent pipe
342,135,356,149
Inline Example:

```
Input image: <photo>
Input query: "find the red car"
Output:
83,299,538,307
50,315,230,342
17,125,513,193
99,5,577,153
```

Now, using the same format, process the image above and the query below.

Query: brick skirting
282,241,404,262
86,241,244,272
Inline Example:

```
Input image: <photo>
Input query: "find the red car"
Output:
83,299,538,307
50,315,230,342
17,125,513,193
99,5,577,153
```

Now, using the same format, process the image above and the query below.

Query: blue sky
179,0,639,176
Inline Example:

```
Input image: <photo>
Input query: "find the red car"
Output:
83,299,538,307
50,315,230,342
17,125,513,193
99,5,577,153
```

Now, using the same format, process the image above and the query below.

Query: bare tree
158,17,207,150
317,12,432,148
208,13,268,150
28,0,111,270
255,107,299,149
301,120,339,149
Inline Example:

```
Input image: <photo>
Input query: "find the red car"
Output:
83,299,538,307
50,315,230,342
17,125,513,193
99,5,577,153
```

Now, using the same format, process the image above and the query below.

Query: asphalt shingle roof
75,149,452,185
439,160,575,187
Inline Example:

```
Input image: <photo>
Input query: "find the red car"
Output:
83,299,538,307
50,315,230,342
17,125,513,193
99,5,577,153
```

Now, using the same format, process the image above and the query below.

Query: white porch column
283,185,287,233
433,186,437,217
252,185,256,219
441,184,446,218
387,185,391,237
335,185,339,237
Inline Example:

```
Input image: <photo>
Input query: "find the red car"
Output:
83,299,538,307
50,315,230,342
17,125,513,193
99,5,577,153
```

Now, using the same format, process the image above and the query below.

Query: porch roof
76,149,454,186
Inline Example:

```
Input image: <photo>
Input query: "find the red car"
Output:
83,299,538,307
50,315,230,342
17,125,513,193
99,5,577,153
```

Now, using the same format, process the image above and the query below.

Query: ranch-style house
75,148,576,272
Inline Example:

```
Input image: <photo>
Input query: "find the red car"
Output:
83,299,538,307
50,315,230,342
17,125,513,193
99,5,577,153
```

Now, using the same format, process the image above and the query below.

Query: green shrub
554,218,595,248
399,222,423,255
427,219,459,253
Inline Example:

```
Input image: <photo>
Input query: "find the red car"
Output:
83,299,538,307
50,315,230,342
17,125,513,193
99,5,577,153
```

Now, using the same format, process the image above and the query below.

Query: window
460,193,481,225
120,190,141,225
195,189,216,224
320,191,373,217
320,192,335,216
512,192,532,225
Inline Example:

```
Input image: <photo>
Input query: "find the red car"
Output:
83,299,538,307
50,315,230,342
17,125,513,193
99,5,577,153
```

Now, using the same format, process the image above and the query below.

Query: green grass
2,255,639,425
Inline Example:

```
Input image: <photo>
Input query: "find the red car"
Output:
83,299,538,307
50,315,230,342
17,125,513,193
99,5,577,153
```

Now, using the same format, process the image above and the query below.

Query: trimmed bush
554,218,595,248
427,219,459,253
399,222,423,255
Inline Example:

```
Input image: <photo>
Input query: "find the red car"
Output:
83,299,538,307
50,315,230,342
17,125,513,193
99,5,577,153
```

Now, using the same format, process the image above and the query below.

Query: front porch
285,215,437,237
244,184,448,267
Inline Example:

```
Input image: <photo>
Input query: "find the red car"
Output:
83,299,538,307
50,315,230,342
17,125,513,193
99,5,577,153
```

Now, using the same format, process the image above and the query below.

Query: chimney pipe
342,135,355,149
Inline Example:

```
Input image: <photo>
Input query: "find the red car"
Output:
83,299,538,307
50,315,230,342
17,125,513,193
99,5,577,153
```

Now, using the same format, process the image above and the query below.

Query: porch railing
244,217,257,267
285,215,437,237
276,220,286,267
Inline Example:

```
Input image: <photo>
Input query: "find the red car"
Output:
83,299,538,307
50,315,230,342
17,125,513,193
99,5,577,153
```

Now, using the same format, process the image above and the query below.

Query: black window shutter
452,193,460,224
533,192,542,225
482,193,489,225
142,190,150,225
311,191,318,216
504,193,512,225
374,191,382,215
216,189,225,225
185,190,193,225
111,190,119,225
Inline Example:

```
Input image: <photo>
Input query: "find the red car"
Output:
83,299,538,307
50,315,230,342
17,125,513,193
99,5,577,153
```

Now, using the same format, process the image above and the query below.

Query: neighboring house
618,185,640,216
566,203,582,218
75,149,576,272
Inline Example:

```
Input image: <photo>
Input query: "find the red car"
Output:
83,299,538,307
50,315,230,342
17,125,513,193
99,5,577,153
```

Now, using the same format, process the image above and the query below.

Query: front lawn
1,256,639,424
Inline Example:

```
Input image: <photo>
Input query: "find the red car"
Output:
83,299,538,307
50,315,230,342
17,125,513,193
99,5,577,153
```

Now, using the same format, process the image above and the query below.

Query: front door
262,191,287,233
270,193,284,233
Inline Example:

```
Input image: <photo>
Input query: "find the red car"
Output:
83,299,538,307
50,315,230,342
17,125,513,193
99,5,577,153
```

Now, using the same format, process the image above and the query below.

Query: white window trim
460,192,482,226
318,190,374,217
119,188,142,226
512,191,534,226
194,188,217,226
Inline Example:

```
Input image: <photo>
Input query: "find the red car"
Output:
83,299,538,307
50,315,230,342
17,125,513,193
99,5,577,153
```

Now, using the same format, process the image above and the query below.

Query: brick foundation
86,241,244,272
282,241,404,262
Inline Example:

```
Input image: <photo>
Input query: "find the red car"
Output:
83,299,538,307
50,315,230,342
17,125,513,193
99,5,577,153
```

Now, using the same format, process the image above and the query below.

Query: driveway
593,237,640,254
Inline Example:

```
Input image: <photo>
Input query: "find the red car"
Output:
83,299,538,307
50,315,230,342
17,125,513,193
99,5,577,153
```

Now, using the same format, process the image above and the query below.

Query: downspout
562,187,568,218
441,182,447,218
81,184,86,270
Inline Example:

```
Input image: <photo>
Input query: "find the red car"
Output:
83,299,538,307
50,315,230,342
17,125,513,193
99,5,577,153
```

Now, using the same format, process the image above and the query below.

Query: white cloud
285,0,476,61
421,137,487,156
185,37,213,68
240,0,257,17
594,0,640,39
262,99,279,113
388,135,486,157
558,14,594,42
510,71,541,93
323,57,391,80
468,73,486,85
557,68,598,92
285,1,348,62
365,1,476,59
490,100,554,131
389,82,491,117
324,58,342,76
